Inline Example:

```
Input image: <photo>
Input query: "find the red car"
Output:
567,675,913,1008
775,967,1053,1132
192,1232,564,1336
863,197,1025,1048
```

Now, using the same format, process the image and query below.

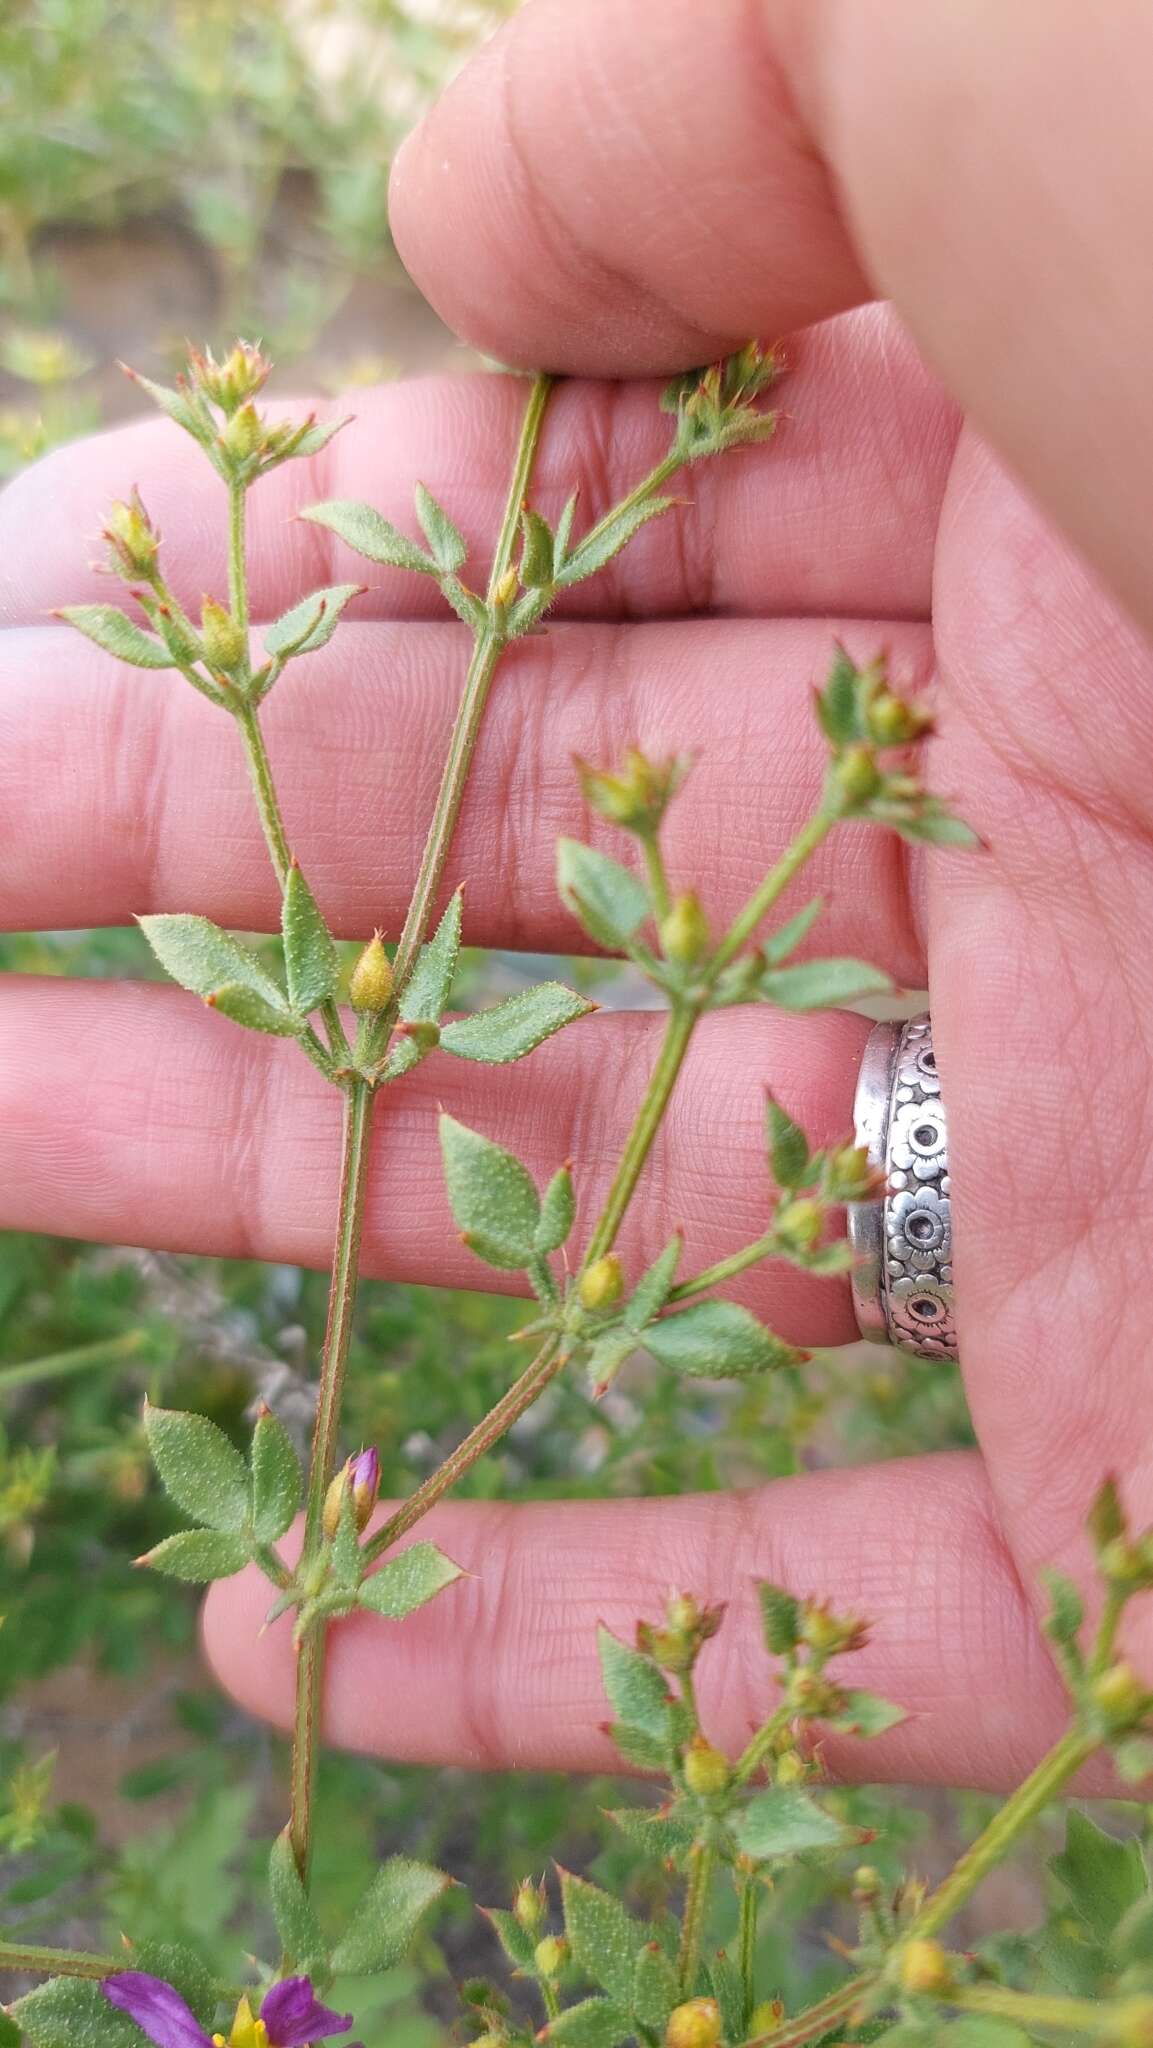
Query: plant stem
907,1724,1096,1941
734,1704,792,1787
952,1982,1129,2035
711,808,837,975
0,1329,150,1395
737,1874,759,2027
227,479,250,648
362,1335,563,1565
576,448,683,560
676,1839,715,1995
743,1974,879,2048
584,1002,698,1265
289,1076,375,1883
670,1233,782,1304
391,373,554,999
0,1941,120,1981
641,830,671,924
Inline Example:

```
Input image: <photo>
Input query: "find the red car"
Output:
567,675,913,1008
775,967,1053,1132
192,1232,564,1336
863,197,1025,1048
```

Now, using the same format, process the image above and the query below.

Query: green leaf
1089,1474,1127,1550
1114,1892,1153,1965
624,1237,682,1330
631,1941,679,2032
586,1326,643,1397
299,499,436,575
440,983,594,1064
536,1165,576,1254
519,507,555,587
759,956,893,1011
0,2019,19,2048
1051,1809,1149,1947
58,604,174,669
560,1869,654,2010
329,1854,451,1975
439,575,488,632
556,496,676,586
947,2024,1033,2048
143,1401,251,1531
763,895,825,965
414,482,467,572
139,1528,253,1580
358,1541,464,1619
270,1825,329,1974
121,1943,217,2028
439,1114,542,1270
399,889,463,1022
126,369,213,442
282,865,340,1016
735,1784,847,1858
14,1976,152,2048
605,1721,668,1770
644,1300,802,1378
605,1804,695,1861
541,1997,633,2047
138,913,285,1007
757,1582,801,1656
328,1478,362,1593
285,416,349,461
823,1689,907,1737
263,582,363,659
766,1093,810,1189
557,839,649,952
705,1950,746,2042
815,649,862,745
598,1626,672,1744
250,1408,302,1545
483,1905,537,1970
208,983,298,1035
1041,1568,1085,1647
885,808,980,849
554,492,578,568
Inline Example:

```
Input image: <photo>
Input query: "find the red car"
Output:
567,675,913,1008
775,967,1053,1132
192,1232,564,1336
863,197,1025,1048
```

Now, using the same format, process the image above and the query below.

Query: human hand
4,0,1152,1798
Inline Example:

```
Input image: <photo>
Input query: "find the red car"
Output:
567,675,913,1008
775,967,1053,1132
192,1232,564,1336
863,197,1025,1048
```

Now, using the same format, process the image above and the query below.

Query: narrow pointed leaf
644,1300,802,1378
763,895,825,965
263,582,363,659
553,490,578,566
143,1402,251,1531
560,1869,655,2009
735,1785,847,1858
270,1826,329,1974
557,839,649,952
757,1582,801,1656
440,983,594,1064
624,1237,682,1330
138,913,285,1006
125,368,212,443
885,808,981,848
286,416,349,460
632,1943,680,2033
58,605,174,669
414,481,467,571
556,496,676,586
399,889,463,1022
598,1626,672,1744
439,1114,541,1269
329,1855,451,1975
358,1540,464,1619
299,498,436,574
139,1529,253,1581
519,506,555,586
1051,1810,1149,1947
483,1906,537,1970
282,864,340,1015
535,1165,576,1254
250,1407,302,1544
605,1721,668,1770
823,1690,907,1737
208,982,297,1035
759,956,892,1011
605,1805,695,1860
766,1094,810,1190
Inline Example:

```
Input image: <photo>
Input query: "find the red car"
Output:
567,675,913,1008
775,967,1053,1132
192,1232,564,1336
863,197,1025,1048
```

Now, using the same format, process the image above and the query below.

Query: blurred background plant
2,7,1144,2045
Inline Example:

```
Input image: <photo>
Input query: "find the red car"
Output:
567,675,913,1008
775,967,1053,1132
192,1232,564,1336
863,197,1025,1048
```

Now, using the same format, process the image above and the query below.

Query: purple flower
103,1971,361,2048
348,1447,380,1531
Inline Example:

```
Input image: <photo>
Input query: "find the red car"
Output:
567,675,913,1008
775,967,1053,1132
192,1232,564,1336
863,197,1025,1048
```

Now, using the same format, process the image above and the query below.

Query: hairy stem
743,1974,879,2048
952,1982,1132,2035
0,1329,149,1393
737,1874,759,2028
676,1839,715,1995
711,807,837,975
734,1704,792,1787
227,478,250,650
584,1001,697,1266
670,1232,782,1304
289,1076,375,1882
0,1941,121,1980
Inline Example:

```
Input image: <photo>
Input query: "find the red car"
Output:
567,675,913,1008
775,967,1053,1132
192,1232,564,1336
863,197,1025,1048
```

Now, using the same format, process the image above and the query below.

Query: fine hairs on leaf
13,332,1152,2048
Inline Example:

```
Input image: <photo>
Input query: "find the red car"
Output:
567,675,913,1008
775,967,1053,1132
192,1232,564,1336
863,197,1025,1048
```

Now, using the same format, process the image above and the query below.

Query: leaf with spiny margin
823,1690,907,1738
357,1541,464,1619
632,1942,680,2033
414,482,467,572
329,1854,451,1975
1050,1810,1149,1948
540,1998,633,2047
735,1785,848,1859
263,582,363,660
139,1529,253,1581
208,982,298,1035
143,1401,251,1531
555,496,677,586
250,1407,302,1544
400,889,463,1022
282,864,340,1016
440,983,594,1064
299,498,436,575
483,1906,537,1971
757,1582,801,1656
759,956,893,1011
559,1869,656,2011
58,604,174,669
763,895,824,965
138,912,286,1007
439,1114,542,1270
535,1165,576,1254
598,1626,673,1746
556,839,649,953
766,1093,810,1190
644,1300,802,1378
270,1825,329,1976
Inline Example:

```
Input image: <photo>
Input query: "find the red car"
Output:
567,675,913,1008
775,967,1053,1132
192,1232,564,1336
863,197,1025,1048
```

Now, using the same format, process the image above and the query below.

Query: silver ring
848,1013,957,1361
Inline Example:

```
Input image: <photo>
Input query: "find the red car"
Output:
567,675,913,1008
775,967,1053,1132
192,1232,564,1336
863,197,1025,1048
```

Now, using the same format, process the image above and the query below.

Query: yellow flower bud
747,1998,784,2036
349,933,394,1013
682,1736,731,1798
199,596,246,672
578,1254,624,1312
776,1198,823,1253
865,688,933,748
513,1876,548,1932
773,1748,807,1787
491,565,519,608
897,1938,951,1997
660,890,710,966
221,401,264,463
834,744,882,807
800,1601,870,1656
665,1997,723,2048
533,1935,569,1979
103,489,160,579
1092,1661,1149,1731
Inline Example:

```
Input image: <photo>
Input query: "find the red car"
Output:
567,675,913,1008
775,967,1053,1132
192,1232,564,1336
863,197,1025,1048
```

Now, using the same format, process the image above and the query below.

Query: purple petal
261,1976,353,2047
103,1973,213,2048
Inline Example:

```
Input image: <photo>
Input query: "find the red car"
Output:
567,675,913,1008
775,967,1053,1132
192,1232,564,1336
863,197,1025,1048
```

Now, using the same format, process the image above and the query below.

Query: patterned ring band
847,1013,958,1361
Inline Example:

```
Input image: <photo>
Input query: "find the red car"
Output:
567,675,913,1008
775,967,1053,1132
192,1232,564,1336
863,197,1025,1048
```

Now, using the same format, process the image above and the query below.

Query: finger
0,306,954,629
0,980,866,1345
202,1451,1074,1793
0,614,930,981
391,0,1153,637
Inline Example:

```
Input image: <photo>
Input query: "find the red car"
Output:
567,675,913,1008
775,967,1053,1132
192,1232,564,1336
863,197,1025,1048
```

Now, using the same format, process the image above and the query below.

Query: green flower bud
1092,1661,1150,1732
683,1735,731,1798
349,933,394,1013
513,1877,548,1932
221,401,265,464
575,748,690,834
773,1748,807,1788
199,596,246,672
1100,1536,1151,1586
747,1999,784,2037
897,1938,952,1997
189,340,272,413
533,1935,568,1980
852,1865,882,1903
578,1254,624,1312
660,890,710,966
827,1143,881,1202
103,488,160,579
800,1601,870,1656
665,1997,723,2048
834,743,882,807
776,1197,824,1253
865,688,934,748
491,565,518,609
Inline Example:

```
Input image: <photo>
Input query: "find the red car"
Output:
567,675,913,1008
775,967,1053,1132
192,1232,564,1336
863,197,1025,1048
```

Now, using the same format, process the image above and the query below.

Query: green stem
677,1839,715,1995
227,479,250,648
734,1704,791,1787
641,830,671,924
710,808,837,976
908,1725,1096,1941
0,1941,120,1980
289,1077,375,1883
0,1330,150,1394
737,1875,759,2028
670,1232,781,1304
362,1335,563,1565
743,1974,879,2048
576,448,683,560
584,1002,698,1265
489,371,555,596
952,1982,1129,2035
